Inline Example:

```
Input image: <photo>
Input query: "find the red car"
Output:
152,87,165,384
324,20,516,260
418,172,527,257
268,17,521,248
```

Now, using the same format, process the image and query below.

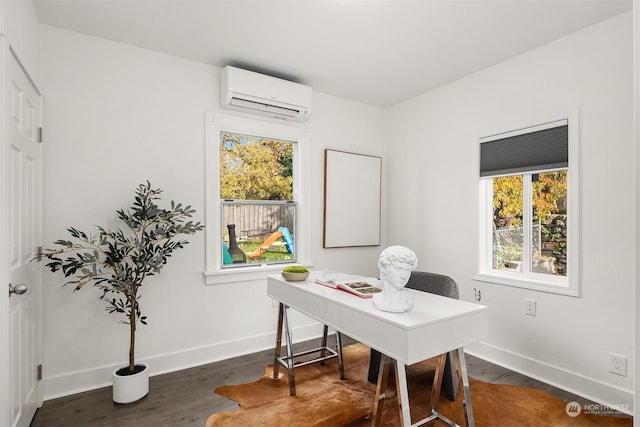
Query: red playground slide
247,230,283,259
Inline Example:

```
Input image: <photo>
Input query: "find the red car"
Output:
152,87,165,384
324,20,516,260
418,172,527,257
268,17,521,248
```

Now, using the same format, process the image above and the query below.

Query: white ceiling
33,0,632,107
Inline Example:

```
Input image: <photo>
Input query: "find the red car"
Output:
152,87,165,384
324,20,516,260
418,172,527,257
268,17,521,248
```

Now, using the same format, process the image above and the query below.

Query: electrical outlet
609,353,627,376
525,299,536,316
473,288,482,301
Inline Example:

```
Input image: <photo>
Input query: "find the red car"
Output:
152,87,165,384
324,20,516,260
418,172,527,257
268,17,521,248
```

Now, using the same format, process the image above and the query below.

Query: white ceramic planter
112,363,149,404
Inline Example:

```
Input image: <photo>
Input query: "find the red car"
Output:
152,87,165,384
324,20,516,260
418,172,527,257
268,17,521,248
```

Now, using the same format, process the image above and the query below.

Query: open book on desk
314,273,382,299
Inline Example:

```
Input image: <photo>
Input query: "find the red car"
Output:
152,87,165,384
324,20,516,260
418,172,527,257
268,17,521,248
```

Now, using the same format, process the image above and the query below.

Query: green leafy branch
42,181,204,372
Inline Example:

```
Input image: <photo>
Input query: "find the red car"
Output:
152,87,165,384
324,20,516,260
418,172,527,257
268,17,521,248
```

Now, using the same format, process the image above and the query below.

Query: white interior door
4,47,43,427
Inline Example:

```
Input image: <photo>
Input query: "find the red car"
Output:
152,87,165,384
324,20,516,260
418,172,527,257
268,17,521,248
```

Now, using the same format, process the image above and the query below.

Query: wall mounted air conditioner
220,66,312,122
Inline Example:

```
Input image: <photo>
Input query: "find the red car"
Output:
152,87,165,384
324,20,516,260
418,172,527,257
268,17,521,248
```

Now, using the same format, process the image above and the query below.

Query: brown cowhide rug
206,343,632,427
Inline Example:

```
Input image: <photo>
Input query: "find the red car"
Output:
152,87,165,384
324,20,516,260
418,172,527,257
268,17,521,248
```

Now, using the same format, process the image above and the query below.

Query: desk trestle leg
272,303,285,380
320,325,329,364
395,362,411,426
458,348,475,427
371,354,391,427
429,348,475,427
272,303,345,397
371,348,475,427
336,329,345,380
282,304,296,396
430,353,447,416
320,325,345,378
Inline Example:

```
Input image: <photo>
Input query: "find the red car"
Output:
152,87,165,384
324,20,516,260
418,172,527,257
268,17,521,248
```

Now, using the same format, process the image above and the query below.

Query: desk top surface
268,270,487,331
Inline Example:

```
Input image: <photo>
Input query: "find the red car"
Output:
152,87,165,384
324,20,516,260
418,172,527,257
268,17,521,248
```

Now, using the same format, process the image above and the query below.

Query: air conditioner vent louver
229,97,301,118
221,66,312,122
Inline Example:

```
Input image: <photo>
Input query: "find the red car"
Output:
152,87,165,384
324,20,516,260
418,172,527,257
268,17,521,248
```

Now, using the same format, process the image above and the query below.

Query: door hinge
38,127,43,143
37,364,42,381
36,246,43,262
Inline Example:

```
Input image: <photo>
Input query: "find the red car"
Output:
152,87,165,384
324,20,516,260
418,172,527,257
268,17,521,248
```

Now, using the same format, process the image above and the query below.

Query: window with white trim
205,113,311,284
475,118,579,296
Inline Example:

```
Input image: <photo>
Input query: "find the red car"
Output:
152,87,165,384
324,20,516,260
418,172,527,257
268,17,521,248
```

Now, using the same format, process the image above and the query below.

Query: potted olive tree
42,181,204,403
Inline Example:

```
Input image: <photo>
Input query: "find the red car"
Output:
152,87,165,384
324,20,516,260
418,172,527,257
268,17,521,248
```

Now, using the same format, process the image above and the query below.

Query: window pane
492,175,523,271
219,131,296,268
531,170,567,276
222,202,295,266
220,132,294,201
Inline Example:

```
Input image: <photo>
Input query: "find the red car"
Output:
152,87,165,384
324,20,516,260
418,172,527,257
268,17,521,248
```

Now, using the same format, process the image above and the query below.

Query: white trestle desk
267,271,488,427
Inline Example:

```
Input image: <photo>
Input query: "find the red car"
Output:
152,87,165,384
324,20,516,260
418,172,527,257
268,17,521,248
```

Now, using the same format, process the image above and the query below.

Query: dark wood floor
30,336,627,427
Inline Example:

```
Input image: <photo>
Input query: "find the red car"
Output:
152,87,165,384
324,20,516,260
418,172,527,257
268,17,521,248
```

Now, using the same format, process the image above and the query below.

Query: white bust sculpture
372,245,418,313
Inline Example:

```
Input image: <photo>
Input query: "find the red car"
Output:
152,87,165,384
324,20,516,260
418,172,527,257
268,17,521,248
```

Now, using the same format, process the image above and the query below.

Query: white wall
35,8,638,411
0,0,41,86
388,12,635,411
39,25,387,399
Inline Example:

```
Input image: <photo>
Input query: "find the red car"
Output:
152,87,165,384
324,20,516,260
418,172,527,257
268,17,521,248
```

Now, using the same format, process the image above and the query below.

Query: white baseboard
43,322,325,401
466,341,634,416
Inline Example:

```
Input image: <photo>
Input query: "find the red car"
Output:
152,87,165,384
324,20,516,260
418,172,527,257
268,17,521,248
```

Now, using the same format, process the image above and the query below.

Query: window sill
473,273,579,297
205,262,313,285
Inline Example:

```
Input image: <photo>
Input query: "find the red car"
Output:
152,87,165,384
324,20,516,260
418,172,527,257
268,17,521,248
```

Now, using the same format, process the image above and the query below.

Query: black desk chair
367,271,460,401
